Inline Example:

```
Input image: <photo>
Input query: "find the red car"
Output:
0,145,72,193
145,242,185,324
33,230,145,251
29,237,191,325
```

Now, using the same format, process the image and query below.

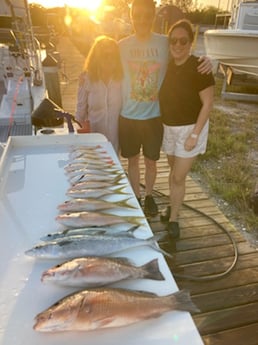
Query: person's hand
184,134,198,151
197,56,213,74
77,120,91,133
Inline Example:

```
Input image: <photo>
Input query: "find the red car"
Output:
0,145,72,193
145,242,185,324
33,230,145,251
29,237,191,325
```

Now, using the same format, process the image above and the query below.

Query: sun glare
29,0,103,12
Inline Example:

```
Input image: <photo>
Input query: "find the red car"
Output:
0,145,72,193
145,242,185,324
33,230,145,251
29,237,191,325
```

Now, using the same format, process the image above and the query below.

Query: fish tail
113,186,130,195
117,198,138,209
125,217,145,225
148,233,173,259
141,258,165,281
172,290,200,313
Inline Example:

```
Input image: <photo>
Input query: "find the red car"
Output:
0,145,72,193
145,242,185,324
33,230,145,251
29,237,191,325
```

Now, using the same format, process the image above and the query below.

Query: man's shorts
119,116,163,161
162,121,209,158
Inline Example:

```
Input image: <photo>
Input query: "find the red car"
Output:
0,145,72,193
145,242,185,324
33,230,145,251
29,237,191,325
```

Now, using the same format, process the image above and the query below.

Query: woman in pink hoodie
75,35,123,153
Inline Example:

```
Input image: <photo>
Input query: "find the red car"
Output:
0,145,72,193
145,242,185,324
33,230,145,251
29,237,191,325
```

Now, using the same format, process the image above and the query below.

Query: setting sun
28,0,103,11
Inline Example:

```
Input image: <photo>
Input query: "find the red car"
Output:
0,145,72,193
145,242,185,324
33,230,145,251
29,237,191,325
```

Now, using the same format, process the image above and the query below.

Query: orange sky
28,0,230,10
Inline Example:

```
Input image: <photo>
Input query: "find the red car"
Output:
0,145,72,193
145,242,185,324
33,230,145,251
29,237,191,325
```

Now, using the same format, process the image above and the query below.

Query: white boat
204,0,258,77
0,0,49,142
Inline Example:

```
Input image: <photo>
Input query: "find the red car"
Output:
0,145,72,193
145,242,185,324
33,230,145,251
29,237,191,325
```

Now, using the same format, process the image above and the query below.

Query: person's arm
197,56,213,74
75,72,89,125
75,73,91,133
184,85,214,151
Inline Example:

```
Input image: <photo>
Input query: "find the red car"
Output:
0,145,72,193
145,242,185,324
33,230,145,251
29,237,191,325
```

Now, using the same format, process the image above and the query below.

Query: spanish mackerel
25,233,170,259
40,225,140,242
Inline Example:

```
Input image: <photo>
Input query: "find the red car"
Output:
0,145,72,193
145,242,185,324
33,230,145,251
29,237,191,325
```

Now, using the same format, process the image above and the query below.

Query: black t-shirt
159,55,215,126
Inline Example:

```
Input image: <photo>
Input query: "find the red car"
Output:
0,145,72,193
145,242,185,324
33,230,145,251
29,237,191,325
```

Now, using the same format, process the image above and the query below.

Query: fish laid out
64,162,120,174
39,229,138,245
57,198,137,213
41,257,164,287
69,180,127,190
33,288,199,332
40,225,140,242
56,211,144,228
68,157,114,167
69,173,125,185
65,167,122,180
25,233,170,259
68,146,109,160
66,187,130,199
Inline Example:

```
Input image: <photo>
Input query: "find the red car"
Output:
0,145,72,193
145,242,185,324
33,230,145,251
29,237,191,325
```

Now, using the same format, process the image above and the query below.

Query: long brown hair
83,35,123,82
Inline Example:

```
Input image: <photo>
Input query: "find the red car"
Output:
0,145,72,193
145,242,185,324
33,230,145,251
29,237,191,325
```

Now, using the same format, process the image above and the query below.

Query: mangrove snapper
41,257,164,287
33,288,199,332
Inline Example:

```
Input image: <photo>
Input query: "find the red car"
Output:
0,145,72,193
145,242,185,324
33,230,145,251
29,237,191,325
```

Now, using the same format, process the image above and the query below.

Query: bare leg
168,155,196,222
127,154,140,198
144,156,157,195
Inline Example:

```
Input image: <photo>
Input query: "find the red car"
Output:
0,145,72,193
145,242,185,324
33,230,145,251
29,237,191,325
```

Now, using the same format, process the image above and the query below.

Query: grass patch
192,77,258,232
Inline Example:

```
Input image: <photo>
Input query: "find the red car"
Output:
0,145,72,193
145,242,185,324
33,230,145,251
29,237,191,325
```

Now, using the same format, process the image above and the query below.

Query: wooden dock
58,36,258,345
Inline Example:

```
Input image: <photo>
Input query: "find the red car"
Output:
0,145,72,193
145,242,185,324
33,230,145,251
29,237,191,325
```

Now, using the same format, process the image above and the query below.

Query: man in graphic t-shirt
118,0,211,217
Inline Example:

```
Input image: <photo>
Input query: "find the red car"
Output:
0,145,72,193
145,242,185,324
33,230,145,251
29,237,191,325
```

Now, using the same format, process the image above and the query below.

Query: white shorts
162,121,209,158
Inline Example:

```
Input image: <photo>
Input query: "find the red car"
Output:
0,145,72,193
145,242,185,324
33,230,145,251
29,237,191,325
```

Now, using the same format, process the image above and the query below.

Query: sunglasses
169,37,189,46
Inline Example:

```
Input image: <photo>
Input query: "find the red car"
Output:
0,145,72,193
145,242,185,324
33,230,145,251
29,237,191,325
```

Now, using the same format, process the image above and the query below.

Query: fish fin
116,198,138,209
112,257,134,265
140,258,165,281
147,233,173,259
172,290,200,313
93,317,116,329
124,217,145,225
112,186,131,195
126,225,141,234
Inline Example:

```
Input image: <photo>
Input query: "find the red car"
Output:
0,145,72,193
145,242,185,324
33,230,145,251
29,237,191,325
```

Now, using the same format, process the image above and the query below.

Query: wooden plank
194,301,258,335
177,268,258,294
170,252,258,278
202,323,258,345
169,241,253,265
192,283,258,313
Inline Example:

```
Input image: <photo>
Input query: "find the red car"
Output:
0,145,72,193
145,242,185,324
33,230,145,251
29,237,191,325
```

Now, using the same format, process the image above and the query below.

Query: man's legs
144,156,157,195
143,156,158,216
127,154,141,199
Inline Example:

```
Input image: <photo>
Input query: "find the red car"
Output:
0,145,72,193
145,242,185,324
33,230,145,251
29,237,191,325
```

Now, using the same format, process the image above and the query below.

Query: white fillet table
0,133,204,345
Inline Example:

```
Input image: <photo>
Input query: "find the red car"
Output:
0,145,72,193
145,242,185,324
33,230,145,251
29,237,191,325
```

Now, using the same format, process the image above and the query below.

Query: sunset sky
28,0,230,10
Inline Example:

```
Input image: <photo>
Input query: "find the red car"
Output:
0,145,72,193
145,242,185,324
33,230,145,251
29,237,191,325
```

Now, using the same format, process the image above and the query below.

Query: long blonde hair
83,35,123,82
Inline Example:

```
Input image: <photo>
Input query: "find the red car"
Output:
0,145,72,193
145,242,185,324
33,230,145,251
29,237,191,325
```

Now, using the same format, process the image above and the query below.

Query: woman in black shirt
159,19,215,239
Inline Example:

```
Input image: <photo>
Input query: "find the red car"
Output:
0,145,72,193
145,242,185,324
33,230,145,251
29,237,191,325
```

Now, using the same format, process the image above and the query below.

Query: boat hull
204,29,258,76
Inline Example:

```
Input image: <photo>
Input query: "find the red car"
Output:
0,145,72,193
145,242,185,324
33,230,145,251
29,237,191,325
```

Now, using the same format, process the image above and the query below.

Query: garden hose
143,184,239,281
